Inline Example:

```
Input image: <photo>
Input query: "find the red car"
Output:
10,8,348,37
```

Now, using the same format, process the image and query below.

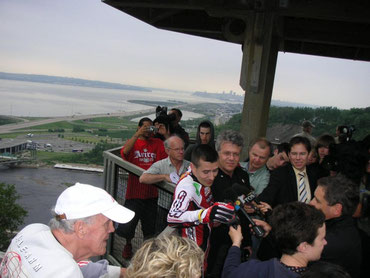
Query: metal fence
103,147,175,267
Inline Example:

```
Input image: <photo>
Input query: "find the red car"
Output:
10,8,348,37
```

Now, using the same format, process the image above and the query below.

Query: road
0,109,153,134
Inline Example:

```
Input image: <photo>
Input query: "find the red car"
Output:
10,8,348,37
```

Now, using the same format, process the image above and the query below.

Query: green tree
72,126,85,132
0,183,27,250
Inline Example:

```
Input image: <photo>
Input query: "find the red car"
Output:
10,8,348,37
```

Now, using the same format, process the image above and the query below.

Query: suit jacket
257,163,319,208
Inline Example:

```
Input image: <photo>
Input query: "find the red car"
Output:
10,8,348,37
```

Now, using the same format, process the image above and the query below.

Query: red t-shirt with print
121,137,167,199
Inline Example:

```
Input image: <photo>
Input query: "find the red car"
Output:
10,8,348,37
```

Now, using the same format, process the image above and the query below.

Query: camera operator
222,202,326,278
168,108,190,148
153,115,171,141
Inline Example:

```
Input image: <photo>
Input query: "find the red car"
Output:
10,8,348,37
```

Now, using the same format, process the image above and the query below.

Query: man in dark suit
257,136,319,208
256,136,320,261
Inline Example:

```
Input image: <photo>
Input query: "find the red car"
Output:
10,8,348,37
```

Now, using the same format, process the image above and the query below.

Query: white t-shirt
0,223,83,278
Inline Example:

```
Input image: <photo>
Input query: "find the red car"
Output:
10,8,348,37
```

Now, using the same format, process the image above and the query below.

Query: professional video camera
337,125,356,143
155,105,177,122
322,140,368,185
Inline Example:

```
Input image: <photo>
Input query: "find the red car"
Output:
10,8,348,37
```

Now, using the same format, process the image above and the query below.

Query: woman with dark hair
222,202,327,278
315,134,335,164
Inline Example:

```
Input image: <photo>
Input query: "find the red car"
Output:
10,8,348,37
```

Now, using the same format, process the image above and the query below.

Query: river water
0,166,103,229
0,79,221,117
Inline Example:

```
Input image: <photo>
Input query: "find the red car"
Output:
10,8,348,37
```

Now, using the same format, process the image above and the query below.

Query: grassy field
35,151,79,165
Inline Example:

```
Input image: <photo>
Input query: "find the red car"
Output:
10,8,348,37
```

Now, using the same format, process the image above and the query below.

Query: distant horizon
1,0,369,110
0,71,329,110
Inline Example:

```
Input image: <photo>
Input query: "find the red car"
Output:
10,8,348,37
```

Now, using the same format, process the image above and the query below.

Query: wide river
0,79,221,117
0,166,103,229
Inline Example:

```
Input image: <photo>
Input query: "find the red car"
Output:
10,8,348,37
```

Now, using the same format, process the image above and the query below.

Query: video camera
321,140,368,185
337,125,355,143
155,105,177,122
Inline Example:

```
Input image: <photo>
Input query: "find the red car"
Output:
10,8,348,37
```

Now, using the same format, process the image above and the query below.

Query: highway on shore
0,109,153,134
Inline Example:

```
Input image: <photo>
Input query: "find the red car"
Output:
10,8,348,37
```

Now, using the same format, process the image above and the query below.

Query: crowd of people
1,109,369,278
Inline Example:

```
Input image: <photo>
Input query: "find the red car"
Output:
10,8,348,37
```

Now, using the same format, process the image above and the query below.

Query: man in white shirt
0,183,134,278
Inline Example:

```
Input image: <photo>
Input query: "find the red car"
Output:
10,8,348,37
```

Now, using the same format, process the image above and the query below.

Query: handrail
102,146,176,267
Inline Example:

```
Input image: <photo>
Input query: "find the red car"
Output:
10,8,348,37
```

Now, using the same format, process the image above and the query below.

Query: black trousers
116,198,157,240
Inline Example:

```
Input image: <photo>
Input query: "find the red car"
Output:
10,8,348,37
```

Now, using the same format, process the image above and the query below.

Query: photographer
117,117,167,259
222,202,326,278
155,106,189,148
153,115,171,141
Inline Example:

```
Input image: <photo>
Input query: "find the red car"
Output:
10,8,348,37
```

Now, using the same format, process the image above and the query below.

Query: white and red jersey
167,170,214,268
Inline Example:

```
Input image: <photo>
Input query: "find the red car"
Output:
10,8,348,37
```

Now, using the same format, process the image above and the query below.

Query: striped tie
298,172,308,203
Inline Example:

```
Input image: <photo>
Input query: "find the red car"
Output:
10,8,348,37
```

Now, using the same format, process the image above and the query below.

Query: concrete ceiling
103,0,370,62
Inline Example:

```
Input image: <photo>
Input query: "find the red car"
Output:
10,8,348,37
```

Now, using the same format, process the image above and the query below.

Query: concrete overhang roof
103,0,370,62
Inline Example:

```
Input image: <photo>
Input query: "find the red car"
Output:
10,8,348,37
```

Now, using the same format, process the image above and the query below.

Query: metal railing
103,147,176,267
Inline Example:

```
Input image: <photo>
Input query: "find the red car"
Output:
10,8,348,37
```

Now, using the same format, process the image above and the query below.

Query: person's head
270,202,326,262
248,137,271,172
164,136,185,163
125,235,204,278
302,120,314,134
289,136,311,171
308,149,318,165
310,174,359,220
153,115,170,139
301,261,351,278
49,183,134,259
216,130,244,176
191,144,219,187
169,108,182,126
138,117,153,139
267,142,290,170
198,121,213,145
315,134,335,162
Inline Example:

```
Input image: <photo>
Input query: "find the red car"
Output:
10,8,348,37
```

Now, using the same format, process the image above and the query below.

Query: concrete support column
239,11,278,159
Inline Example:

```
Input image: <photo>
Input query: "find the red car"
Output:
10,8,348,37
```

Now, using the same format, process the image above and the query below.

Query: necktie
298,172,308,203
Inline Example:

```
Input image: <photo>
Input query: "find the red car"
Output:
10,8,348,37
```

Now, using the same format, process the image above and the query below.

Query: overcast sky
0,0,369,109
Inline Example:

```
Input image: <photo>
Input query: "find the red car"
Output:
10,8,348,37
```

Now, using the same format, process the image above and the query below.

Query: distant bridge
0,156,34,167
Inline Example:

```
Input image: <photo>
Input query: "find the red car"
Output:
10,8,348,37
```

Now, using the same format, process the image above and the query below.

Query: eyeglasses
169,147,184,152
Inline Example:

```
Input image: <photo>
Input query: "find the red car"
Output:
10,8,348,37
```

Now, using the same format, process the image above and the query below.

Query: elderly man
0,183,134,278
310,174,361,278
139,135,190,232
140,135,190,185
241,138,271,195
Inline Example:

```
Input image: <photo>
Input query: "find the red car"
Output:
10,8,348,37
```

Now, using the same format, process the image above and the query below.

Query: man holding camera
117,117,167,259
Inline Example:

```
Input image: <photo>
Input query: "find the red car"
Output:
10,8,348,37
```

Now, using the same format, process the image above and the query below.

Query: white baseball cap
55,183,134,223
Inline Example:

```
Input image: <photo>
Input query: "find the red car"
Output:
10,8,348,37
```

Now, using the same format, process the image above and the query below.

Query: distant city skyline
0,0,369,109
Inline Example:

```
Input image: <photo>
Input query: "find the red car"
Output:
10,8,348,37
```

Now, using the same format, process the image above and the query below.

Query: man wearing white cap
0,183,135,278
